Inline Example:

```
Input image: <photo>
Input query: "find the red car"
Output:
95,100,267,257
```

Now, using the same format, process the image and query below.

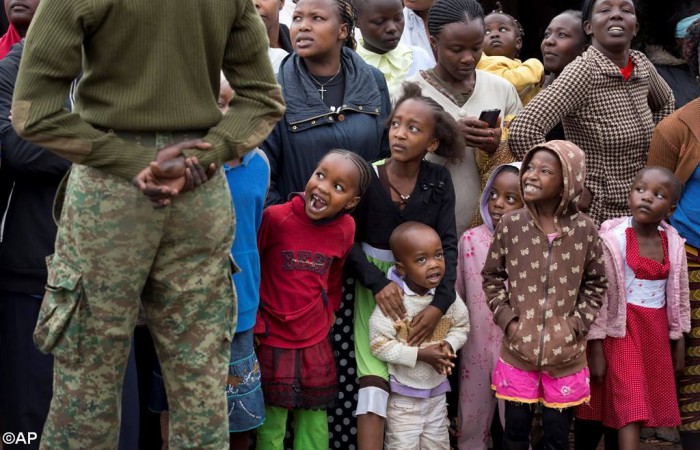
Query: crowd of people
1,0,700,449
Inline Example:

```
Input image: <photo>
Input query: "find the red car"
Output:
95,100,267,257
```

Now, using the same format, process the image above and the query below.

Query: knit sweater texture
407,70,522,234
12,0,285,180
369,269,469,390
647,98,700,186
509,46,674,225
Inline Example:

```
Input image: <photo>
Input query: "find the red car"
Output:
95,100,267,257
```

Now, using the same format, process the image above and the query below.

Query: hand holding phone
478,109,501,128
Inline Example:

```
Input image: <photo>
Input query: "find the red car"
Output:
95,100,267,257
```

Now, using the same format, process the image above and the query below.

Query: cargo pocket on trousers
34,256,85,363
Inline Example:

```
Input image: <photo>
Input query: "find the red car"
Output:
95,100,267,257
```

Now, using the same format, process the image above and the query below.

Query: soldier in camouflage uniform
10,0,285,448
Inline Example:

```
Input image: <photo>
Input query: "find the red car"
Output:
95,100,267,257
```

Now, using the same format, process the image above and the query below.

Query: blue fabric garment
671,163,700,249
224,149,270,333
261,47,391,206
226,329,264,432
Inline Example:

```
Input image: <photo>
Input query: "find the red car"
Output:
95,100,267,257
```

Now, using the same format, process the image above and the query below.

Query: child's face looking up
357,0,405,54
628,169,675,225
388,98,438,163
395,229,445,296
484,13,521,58
304,153,361,221
218,82,234,113
488,170,523,226
522,150,563,205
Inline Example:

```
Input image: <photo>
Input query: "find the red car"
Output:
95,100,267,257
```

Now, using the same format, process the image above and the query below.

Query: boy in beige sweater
369,221,469,449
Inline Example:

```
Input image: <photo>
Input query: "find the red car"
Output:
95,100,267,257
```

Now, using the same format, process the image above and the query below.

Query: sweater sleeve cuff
670,330,684,340
181,141,235,171
443,337,462,355
430,292,455,314
587,326,606,341
80,140,157,180
495,307,517,331
370,277,391,296
395,346,419,368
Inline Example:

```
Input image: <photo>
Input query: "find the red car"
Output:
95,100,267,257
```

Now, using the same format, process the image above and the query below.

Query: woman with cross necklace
261,0,391,207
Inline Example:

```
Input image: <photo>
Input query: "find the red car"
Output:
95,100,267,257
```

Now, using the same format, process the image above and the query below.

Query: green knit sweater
12,0,285,180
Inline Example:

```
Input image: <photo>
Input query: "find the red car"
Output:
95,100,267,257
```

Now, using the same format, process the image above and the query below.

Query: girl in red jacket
254,150,372,450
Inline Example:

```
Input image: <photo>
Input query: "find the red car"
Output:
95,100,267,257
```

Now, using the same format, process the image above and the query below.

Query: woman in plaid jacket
509,0,674,227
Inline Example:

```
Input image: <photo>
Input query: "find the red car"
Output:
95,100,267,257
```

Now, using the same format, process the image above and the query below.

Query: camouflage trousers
35,162,237,449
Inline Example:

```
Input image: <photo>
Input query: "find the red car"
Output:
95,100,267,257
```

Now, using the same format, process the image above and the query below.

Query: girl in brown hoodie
482,140,607,450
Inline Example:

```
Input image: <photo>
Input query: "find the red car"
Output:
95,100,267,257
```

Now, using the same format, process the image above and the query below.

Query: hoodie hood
480,162,522,232
520,140,586,233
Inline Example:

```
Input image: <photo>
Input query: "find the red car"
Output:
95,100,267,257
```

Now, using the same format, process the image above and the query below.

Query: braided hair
687,19,700,79
323,149,373,197
336,0,357,49
390,82,464,164
428,0,484,38
487,1,525,39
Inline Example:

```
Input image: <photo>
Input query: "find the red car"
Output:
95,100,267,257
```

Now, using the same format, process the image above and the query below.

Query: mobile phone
479,109,501,128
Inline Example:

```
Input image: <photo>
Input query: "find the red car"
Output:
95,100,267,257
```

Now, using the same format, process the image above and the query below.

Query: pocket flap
46,256,82,291
35,257,84,360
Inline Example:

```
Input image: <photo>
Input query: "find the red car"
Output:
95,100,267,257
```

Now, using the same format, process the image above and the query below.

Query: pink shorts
492,359,590,409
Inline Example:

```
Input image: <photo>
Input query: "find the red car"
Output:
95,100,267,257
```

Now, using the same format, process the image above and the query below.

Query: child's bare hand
672,338,686,373
439,341,457,376
408,305,443,346
417,343,455,375
588,340,606,384
374,282,406,321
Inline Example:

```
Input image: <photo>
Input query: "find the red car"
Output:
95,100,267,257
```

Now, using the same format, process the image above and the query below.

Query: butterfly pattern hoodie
482,140,607,377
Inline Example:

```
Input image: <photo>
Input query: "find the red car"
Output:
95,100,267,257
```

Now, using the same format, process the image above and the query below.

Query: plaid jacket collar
586,46,651,81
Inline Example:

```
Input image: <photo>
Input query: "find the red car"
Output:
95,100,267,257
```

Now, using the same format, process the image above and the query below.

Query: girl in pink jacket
455,162,522,449
578,167,691,449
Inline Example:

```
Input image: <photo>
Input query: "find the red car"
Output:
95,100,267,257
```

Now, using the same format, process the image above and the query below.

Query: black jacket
0,41,71,295
262,47,391,206
347,160,458,313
